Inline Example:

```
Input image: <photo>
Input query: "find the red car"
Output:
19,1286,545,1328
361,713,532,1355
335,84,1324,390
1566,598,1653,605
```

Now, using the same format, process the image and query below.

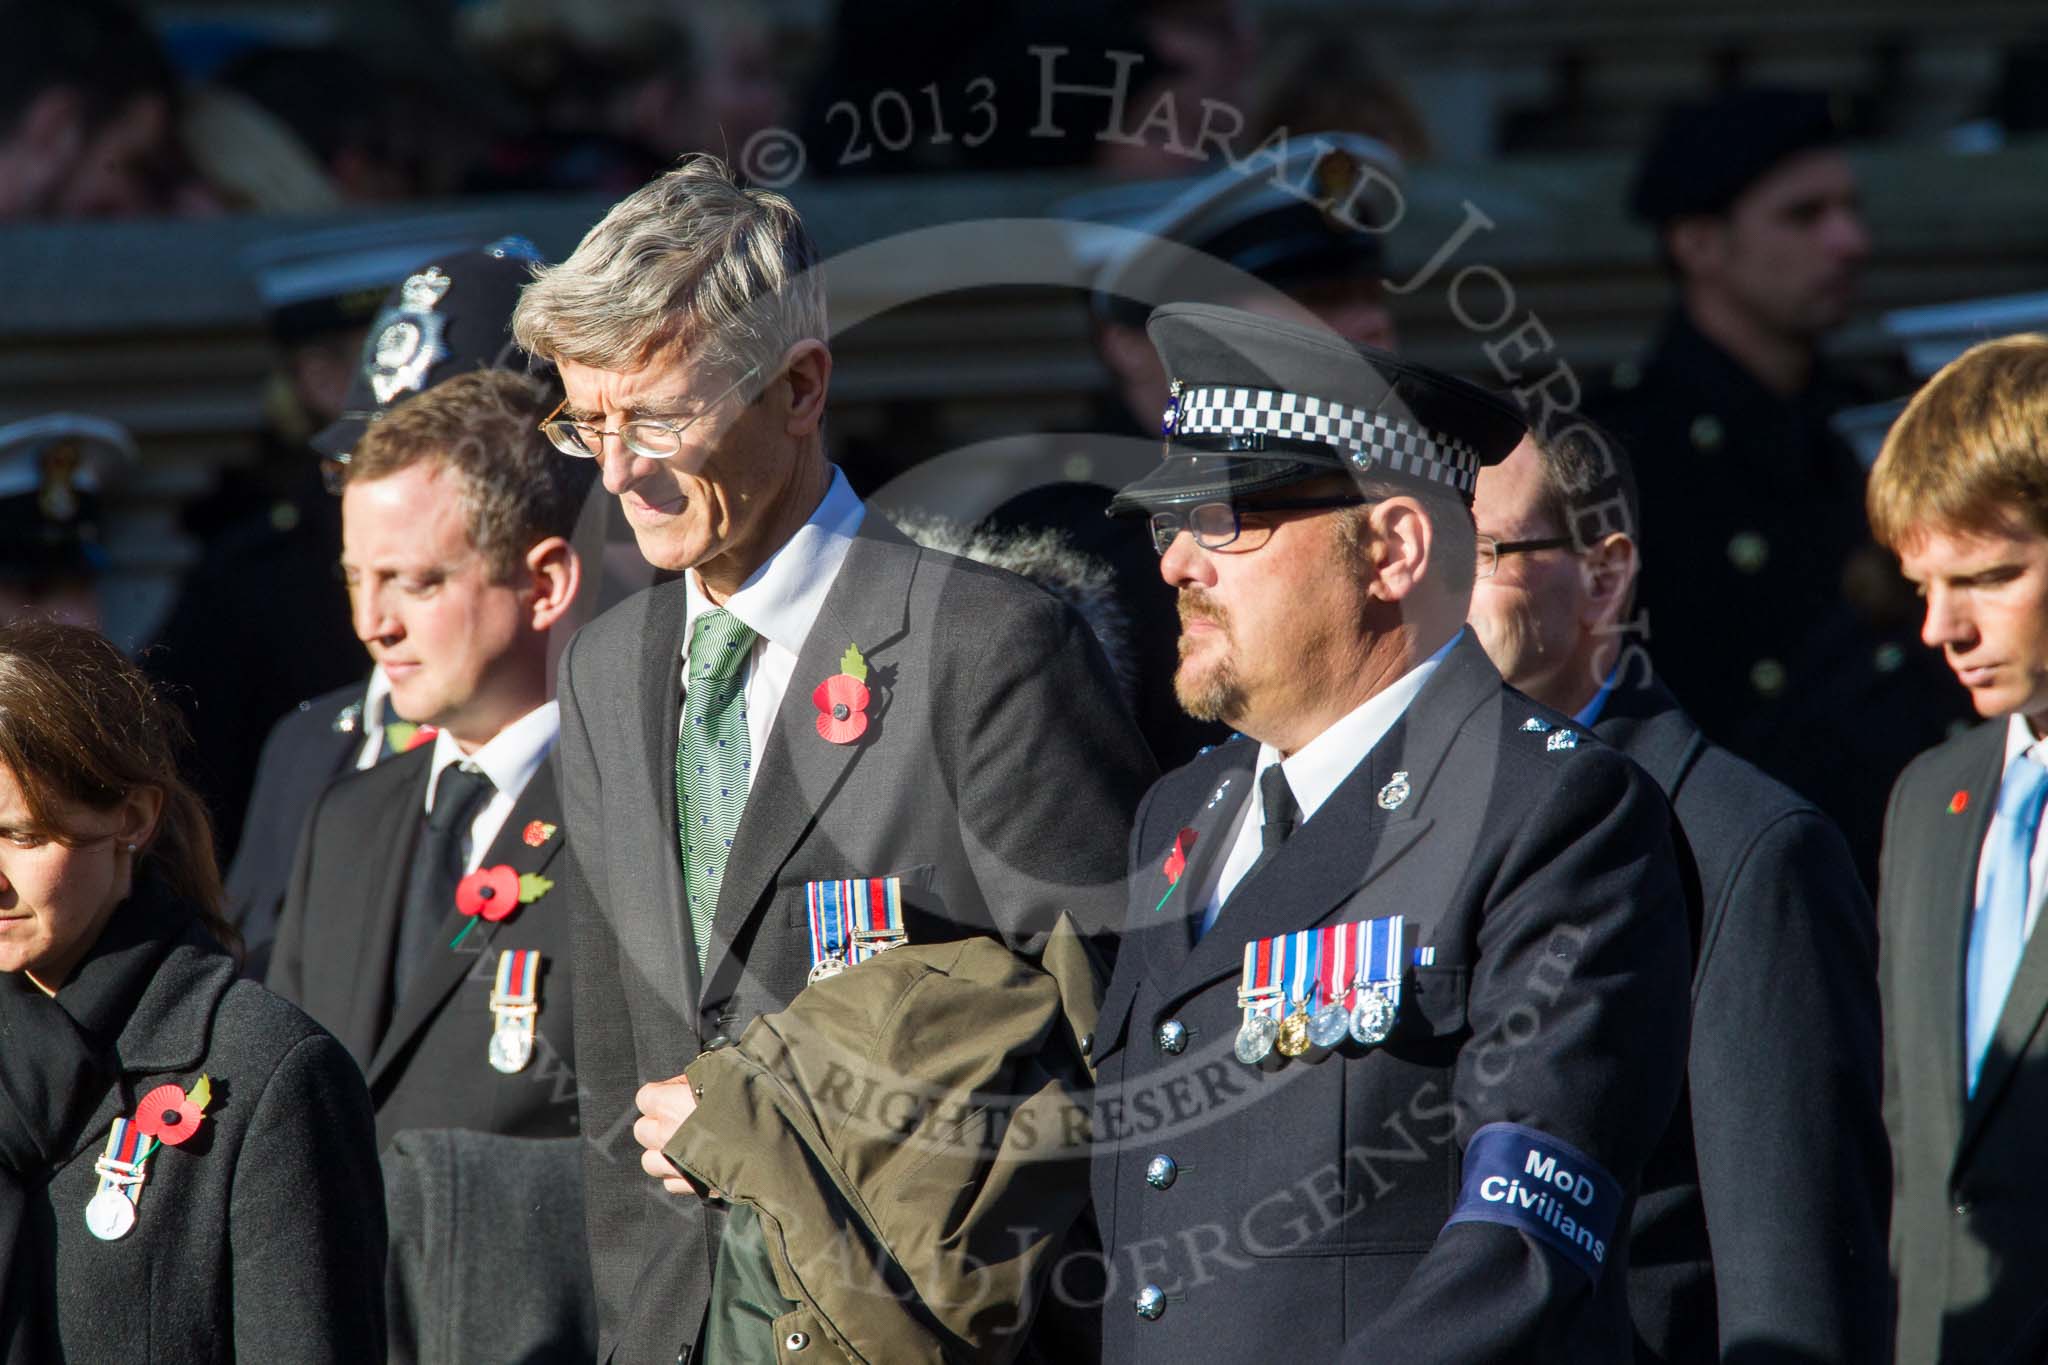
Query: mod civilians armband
1444,1122,1623,1282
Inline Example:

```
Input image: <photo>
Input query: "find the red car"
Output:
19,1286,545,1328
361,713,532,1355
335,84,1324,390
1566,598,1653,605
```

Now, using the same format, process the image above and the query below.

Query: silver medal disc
488,1025,534,1074
1348,991,1398,1046
1234,1013,1279,1065
86,1188,136,1241
807,956,847,986
1308,1002,1350,1050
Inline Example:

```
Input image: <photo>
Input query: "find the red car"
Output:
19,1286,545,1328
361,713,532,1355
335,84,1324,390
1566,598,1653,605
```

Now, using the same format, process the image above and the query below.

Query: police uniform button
1749,658,1787,698
1690,414,1725,452
1145,1155,1178,1189
1726,531,1769,574
1156,1020,1188,1054
784,1331,810,1351
1079,1032,1095,1057
1135,1285,1167,1320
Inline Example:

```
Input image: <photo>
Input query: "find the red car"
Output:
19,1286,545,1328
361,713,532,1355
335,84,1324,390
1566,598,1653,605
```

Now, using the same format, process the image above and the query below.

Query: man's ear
1666,215,1728,280
779,339,832,439
524,536,581,632
1579,532,1638,631
1364,498,1433,603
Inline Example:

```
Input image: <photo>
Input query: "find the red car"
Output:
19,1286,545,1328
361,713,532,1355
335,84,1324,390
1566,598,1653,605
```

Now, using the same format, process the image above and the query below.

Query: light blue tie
1966,752,2048,1095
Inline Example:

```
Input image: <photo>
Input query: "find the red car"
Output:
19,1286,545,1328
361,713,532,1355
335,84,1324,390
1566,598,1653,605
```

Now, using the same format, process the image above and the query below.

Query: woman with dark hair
0,620,384,1363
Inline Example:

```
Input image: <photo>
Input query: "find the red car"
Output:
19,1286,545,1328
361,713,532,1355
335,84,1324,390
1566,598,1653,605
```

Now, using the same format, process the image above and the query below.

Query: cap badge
1519,716,1552,733
37,440,81,522
367,267,452,405
1376,770,1411,811
1314,146,1360,228
1546,730,1578,752
1161,379,1184,454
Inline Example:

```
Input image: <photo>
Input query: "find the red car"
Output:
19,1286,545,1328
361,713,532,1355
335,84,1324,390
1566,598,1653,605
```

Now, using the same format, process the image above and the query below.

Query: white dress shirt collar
1256,629,1463,826
424,700,560,814
683,465,865,656
2004,711,2048,770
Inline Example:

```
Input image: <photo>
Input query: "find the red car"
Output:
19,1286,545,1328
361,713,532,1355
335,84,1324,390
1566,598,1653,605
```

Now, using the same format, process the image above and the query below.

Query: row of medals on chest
1236,977,1399,1063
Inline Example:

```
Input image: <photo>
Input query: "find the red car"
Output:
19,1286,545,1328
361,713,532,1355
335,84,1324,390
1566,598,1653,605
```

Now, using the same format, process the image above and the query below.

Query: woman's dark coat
0,881,386,1363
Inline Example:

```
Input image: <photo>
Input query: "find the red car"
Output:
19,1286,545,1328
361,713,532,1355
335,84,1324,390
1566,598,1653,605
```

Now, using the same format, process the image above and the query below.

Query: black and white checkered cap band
1174,384,1482,494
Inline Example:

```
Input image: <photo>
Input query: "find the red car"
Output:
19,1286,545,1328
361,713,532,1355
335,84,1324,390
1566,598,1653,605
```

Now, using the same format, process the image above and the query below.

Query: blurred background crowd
5,0,2048,885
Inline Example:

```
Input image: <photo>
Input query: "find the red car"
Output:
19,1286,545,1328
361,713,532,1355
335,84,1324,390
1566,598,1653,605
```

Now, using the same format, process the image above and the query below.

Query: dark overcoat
223,678,368,970
1598,674,1889,1363
14,889,385,1362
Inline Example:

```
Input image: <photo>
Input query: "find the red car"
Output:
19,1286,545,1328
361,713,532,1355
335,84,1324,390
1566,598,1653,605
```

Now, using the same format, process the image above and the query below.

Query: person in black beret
218,236,557,971
1090,302,1692,1362
1585,86,1967,886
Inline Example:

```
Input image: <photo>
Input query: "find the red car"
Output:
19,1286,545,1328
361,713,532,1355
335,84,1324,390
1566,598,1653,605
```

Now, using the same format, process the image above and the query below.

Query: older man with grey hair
512,154,1155,1364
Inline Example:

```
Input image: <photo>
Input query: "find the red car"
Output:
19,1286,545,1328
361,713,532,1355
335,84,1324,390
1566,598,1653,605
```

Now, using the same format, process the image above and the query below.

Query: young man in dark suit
269,366,594,1143
1467,421,1889,1363
267,366,598,1360
1090,303,1692,1362
1865,334,2048,1364
226,238,552,970
510,154,1156,1364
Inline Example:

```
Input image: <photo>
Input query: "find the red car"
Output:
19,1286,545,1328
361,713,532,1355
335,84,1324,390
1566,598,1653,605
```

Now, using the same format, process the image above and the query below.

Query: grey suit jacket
1880,718,2048,1365
558,510,1156,1365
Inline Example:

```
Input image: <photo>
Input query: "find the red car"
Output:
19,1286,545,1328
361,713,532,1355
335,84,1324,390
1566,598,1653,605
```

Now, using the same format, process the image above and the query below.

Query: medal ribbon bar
848,876,906,959
491,948,541,1016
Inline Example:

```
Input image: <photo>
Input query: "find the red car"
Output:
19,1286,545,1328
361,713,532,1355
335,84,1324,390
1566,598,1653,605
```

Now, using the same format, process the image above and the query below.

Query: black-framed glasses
1147,496,1368,556
539,364,762,463
1474,534,1575,579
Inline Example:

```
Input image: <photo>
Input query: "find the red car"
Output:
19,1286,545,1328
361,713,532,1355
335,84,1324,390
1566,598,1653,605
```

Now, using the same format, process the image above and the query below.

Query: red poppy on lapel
814,642,872,745
1154,828,1198,912
450,865,553,947
1950,790,1970,815
458,864,522,922
134,1077,210,1147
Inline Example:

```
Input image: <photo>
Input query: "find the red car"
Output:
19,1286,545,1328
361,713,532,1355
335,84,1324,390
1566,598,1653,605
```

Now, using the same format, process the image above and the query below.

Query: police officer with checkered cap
1089,302,1692,1363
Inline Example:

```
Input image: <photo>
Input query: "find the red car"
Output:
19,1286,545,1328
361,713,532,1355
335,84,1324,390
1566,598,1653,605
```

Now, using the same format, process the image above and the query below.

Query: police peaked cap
1629,87,1848,226
0,414,136,580
1105,303,1525,516
1090,133,1405,327
312,236,553,461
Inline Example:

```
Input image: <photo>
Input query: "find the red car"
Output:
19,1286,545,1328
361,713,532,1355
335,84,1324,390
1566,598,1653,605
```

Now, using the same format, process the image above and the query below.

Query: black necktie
1259,763,1298,852
393,764,495,1003
1198,764,1300,944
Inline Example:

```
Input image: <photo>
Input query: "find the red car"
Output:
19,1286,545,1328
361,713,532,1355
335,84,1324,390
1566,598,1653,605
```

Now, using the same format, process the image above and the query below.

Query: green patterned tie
676,608,756,974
